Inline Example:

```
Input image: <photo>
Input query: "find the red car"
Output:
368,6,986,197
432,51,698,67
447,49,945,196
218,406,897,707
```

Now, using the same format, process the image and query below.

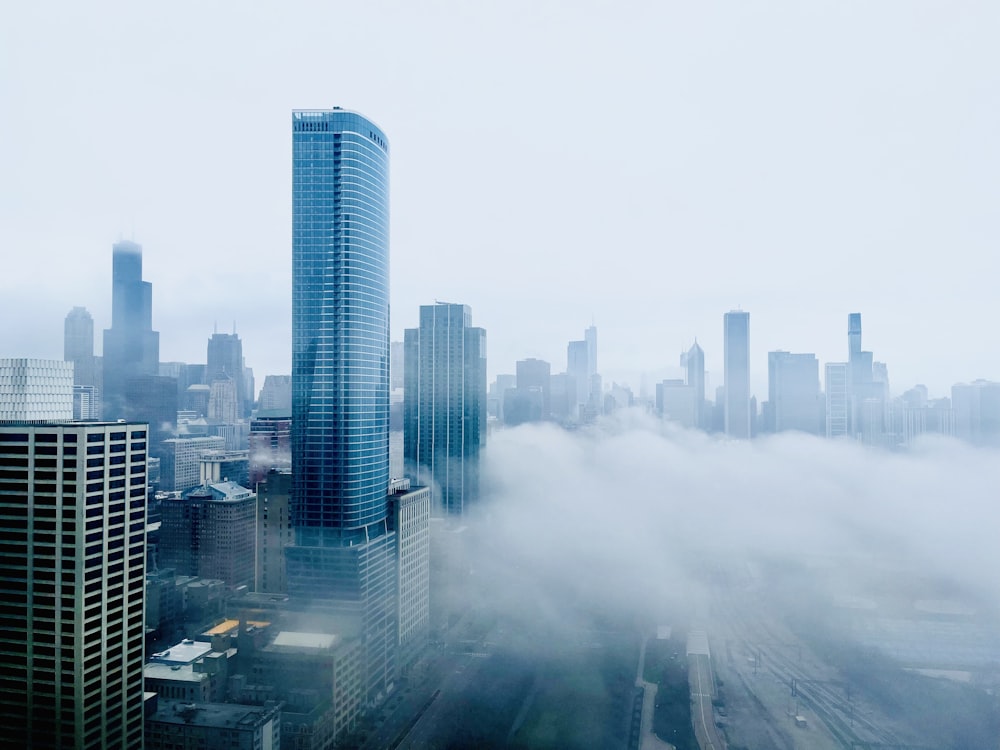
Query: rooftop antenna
214,321,218,335
233,321,237,335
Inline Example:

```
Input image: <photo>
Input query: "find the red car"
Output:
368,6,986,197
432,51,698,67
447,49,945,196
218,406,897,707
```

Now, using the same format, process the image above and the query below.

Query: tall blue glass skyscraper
288,108,396,701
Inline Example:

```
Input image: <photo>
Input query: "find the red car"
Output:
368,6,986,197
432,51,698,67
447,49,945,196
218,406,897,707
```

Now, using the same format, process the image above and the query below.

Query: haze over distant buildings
3,4,1000,393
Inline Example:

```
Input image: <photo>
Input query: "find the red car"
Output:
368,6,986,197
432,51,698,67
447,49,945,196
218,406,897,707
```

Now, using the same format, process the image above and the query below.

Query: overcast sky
2,1,998,398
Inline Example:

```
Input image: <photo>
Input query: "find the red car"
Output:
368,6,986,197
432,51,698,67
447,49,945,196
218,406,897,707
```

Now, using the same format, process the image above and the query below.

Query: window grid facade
0,422,146,750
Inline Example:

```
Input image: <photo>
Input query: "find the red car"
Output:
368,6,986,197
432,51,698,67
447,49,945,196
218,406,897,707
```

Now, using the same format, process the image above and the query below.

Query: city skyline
3,3,1000,395
3,4,1000,746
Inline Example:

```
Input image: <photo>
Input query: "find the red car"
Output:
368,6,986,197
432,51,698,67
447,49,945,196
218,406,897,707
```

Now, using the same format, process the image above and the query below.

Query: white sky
2,1,998,398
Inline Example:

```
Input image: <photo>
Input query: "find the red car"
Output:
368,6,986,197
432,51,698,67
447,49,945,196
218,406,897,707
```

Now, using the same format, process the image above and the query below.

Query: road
396,651,486,749
687,628,727,750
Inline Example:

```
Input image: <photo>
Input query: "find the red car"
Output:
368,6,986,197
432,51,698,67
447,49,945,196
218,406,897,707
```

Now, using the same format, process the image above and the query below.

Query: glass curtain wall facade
291,108,390,536
724,310,751,438
403,303,486,516
288,108,396,701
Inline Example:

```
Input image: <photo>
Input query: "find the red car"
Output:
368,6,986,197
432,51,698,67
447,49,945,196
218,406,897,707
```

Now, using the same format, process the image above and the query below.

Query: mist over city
3,2,1000,749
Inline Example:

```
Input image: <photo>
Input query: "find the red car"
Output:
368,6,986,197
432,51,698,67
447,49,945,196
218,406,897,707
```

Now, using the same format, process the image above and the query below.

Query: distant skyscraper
723,310,751,438
0,422,147,749
64,306,94,362
505,359,550,426
768,351,821,434
257,375,292,413
207,332,249,417
124,374,177,455
64,306,102,417
567,339,590,415
0,358,74,420
952,379,1000,445
208,376,239,424
102,241,160,419
825,362,849,437
585,324,598,378
288,107,396,700
685,341,706,429
848,312,862,363
845,313,889,443
403,303,487,515
656,379,697,427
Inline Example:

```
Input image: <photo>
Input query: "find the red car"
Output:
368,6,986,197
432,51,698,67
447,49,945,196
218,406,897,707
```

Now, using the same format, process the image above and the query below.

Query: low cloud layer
467,411,1000,632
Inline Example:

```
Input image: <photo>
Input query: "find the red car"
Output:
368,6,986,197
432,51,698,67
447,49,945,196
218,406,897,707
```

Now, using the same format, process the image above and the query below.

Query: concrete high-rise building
723,310,751,438
160,436,226,493
825,362,849,437
199,450,250,488
288,107,397,702
256,469,292,594
0,358,74,421
403,303,487,516
144,698,281,750
388,478,431,669
102,241,159,419
768,351,821,434
208,376,239,424
0,422,147,749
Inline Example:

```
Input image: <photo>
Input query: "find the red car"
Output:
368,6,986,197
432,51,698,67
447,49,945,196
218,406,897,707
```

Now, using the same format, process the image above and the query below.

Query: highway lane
689,652,727,750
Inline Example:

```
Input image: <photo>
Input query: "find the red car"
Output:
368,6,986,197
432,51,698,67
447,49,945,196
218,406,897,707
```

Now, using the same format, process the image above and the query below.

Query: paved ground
688,652,726,750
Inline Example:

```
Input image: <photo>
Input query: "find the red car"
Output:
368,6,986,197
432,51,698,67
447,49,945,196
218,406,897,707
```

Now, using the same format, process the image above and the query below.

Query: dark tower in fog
64,306,102,418
64,306,94,363
102,241,159,419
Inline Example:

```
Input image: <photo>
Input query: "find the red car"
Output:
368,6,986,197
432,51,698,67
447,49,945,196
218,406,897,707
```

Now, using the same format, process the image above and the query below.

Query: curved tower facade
291,108,390,538
288,109,396,701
